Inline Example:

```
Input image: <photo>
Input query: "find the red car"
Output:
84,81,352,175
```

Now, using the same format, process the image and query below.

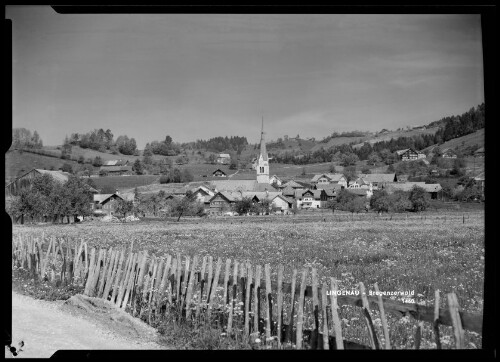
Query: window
260,167,264,173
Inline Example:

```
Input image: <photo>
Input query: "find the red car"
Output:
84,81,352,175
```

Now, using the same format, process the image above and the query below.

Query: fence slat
374,283,391,349
359,282,379,350
185,255,198,321
434,290,442,349
195,256,207,319
208,258,222,319
169,258,177,305
83,248,96,296
244,263,253,338
103,249,119,300
175,254,182,304
151,258,165,312
277,264,284,348
227,260,239,335
264,264,272,343
115,251,132,305
204,256,214,304
253,265,262,335
157,254,172,317
117,251,135,308
296,267,308,349
181,256,191,308
223,259,232,307
447,292,465,349
121,253,139,310
111,249,126,303
329,278,344,350
148,259,159,324
311,268,320,349
286,269,297,343
321,283,330,350
97,248,113,297
142,254,156,311
415,321,423,349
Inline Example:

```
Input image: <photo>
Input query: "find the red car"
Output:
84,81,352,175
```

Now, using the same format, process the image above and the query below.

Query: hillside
5,150,79,183
351,127,440,149
422,129,484,154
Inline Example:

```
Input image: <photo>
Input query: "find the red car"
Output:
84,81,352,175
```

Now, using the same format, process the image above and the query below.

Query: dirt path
9,292,164,358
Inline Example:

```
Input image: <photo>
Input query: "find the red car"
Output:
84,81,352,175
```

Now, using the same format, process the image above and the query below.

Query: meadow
12,209,484,349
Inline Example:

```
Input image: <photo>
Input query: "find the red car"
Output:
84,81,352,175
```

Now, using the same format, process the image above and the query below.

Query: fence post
359,282,379,349
433,290,442,349
286,269,297,343
311,268,320,349
296,267,308,349
447,292,465,349
276,264,284,348
227,260,238,335
329,278,344,350
244,263,253,340
320,283,329,350
264,264,272,344
374,283,391,349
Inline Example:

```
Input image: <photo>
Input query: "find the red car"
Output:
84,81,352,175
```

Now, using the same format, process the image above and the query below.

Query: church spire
260,116,268,161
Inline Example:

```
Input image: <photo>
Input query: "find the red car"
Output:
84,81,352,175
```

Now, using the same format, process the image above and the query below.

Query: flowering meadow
12,210,484,349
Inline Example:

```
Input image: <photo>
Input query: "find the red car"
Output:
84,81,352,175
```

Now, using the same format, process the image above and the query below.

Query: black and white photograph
4,5,491,356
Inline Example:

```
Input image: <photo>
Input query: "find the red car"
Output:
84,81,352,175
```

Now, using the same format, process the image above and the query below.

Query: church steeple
260,116,268,161
257,116,270,184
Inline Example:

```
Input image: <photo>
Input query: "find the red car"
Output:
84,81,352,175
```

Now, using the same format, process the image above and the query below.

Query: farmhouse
212,169,227,177
294,189,327,209
92,193,124,216
102,159,130,166
99,165,133,176
396,148,426,161
270,194,294,213
386,182,443,199
310,173,348,188
281,180,304,189
441,148,457,158
357,173,397,189
217,154,231,164
348,177,369,189
5,168,98,198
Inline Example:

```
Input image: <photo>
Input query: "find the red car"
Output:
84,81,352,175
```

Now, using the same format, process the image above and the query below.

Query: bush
409,186,430,212
61,163,73,173
159,175,170,184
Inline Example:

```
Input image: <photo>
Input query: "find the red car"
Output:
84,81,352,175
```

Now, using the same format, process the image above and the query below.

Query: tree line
11,128,43,149
7,173,95,224
193,136,248,154
65,129,138,156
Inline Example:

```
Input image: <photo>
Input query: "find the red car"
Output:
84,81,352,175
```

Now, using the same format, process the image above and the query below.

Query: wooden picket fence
12,234,482,350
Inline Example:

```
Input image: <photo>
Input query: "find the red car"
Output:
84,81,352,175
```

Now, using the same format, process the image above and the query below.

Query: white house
294,189,327,209
311,173,348,188
271,194,294,213
217,154,231,164
269,175,283,186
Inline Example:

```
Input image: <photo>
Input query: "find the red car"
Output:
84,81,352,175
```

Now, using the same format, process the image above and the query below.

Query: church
210,118,277,192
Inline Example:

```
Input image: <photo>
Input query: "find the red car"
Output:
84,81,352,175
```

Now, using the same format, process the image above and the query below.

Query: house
441,149,457,159
271,194,294,213
357,173,397,189
99,165,133,176
473,172,485,194
474,147,484,157
269,175,283,186
208,191,241,214
102,159,130,167
396,148,426,161
217,153,231,164
397,174,409,183
348,177,369,189
5,168,98,198
212,169,227,177
92,193,125,216
310,173,348,188
386,182,443,199
191,186,215,203
294,189,327,209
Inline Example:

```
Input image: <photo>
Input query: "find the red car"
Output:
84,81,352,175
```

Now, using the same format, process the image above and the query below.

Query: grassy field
5,150,80,182
13,209,484,349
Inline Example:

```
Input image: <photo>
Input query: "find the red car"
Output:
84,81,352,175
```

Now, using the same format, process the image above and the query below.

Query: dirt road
9,292,164,358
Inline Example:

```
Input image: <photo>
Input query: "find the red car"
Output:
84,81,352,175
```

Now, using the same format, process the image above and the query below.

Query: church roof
259,118,268,162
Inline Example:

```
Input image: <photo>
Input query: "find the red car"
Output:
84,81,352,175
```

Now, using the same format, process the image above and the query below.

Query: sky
7,7,484,148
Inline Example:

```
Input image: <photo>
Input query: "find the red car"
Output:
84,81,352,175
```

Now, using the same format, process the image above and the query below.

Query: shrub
409,186,430,212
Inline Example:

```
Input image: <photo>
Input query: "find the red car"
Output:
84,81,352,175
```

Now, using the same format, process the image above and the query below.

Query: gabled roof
311,173,345,182
99,165,133,172
117,192,135,202
358,173,397,183
254,183,278,192
294,188,325,200
243,191,282,201
271,194,294,205
35,169,70,183
93,193,124,204
281,180,303,188
218,153,231,158
211,180,258,192
282,186,295,196
475,147,484,154
347,188,369,196
396,148,425,156
103,159,128,166
212,168,227,175
316,183,344,191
